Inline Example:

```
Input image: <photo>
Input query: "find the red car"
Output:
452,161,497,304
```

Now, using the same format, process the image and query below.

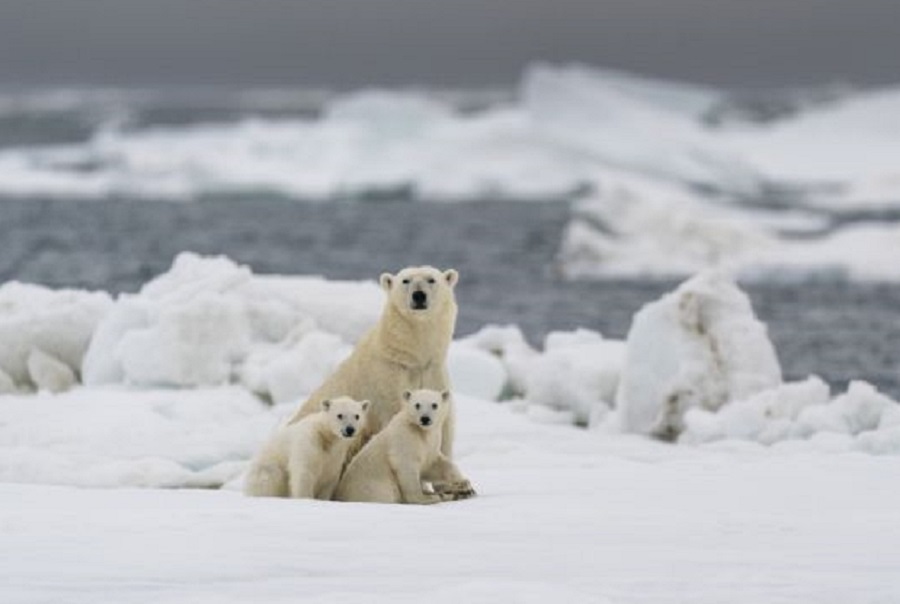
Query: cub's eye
427,277,435,284
355,414,360,420
415,403,421,410
402,278,410,284
432,403,438,410
337,414,343,420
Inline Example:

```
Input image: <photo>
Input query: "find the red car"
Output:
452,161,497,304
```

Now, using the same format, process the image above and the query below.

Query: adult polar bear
285,265,460,460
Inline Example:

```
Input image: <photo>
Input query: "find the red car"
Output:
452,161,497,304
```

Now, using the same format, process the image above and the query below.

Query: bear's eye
415,403,421,410
432,403,438,410
337,414,343,420
355,414,360,420
402,278,410,284
427,277,435,284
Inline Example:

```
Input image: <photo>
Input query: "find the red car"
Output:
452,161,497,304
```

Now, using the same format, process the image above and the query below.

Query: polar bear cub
335,389,472,504
244,396,369,500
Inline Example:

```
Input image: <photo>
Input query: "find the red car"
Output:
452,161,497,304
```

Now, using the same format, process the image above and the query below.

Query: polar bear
285,266,459,458
335,389,473,504
244,396,369,499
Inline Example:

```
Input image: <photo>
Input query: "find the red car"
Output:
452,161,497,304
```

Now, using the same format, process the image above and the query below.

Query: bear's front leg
288,469,317,499
395,466,450,505
425,454,476,500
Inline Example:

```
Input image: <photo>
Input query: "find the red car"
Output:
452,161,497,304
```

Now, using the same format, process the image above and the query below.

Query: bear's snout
342,426,356,438
419,416,432,427
411,290,428,309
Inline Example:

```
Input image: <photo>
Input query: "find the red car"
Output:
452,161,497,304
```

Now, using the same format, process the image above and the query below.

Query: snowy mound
683,378,900,454
559,173,900,281
0,282,112,393
521,64,757,190
727,85,900,208
616,271,782,439
82,253,379,402
0,387,277,488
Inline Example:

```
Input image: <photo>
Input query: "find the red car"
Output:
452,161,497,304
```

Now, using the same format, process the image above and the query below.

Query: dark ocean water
1,196,898,399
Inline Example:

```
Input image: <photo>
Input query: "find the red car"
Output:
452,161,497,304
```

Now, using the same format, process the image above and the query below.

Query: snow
616,271,782,439
559,178,900,281
447,344,507,401
683,378,900,455
456,324,538,397
82,253,379,400
0,281,112,392
0,386,275,488
521,64,758,191
518,329,624,427
559,175,780,279
3,394,900,603
724,86,900,209
2,257,900,601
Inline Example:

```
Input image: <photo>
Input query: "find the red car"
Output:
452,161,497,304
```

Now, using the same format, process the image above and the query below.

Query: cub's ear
321,399,331,411
441,390,451,402
361,400,370,412
443,269,459,288
403,390,412,401
380,273,394,291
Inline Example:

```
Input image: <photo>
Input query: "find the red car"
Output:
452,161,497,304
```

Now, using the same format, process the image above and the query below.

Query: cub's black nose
420,416,432,427
343,426,356,437
412,290,427,307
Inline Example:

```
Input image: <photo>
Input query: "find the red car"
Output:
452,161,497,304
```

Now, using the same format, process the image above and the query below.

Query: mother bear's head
380,266,459,319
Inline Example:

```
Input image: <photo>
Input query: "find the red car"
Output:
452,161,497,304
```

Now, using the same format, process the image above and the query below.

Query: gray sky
1,0,898,89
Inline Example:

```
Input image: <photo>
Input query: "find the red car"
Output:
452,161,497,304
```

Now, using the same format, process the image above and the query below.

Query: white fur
284,266,459,457
244,396,369,499
335,389,469,505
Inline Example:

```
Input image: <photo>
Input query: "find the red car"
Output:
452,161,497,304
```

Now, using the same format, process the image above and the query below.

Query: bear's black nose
411,290,427,308
420,416,432,426
343,426,356,437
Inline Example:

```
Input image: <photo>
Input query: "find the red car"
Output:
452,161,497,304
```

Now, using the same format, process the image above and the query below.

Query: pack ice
1,253,899,490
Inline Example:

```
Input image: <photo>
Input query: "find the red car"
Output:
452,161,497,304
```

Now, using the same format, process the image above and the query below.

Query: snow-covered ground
4,395,900,604
2,63,900,280
2,254,900,602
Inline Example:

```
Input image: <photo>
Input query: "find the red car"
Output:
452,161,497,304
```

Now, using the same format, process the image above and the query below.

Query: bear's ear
380,273,394,291
443,269,459,288
403,390,412,401
361,400,370,412
441,390,451,402
321,399,331,412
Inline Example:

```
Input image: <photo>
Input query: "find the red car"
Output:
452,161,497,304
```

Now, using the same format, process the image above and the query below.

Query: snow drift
82,253,381,402
615,271,782,439
560,180,900,281
0,282,112,393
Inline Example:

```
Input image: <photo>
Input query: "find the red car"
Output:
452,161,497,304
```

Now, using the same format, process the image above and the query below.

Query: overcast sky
1,0,898,89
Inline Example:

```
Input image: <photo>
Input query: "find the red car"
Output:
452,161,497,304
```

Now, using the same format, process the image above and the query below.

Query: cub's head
380,266,458,318
321,396,370,439
402,389,451,429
